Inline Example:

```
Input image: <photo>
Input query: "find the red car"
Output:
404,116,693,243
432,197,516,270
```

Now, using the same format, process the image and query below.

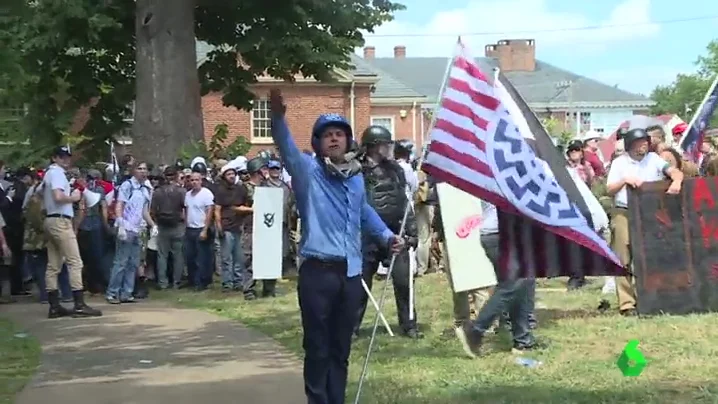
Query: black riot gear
354,155,420,339
246,157,267,174
361,125,393,147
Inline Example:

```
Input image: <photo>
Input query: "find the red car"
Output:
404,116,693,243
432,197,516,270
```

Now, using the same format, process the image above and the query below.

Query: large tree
651,39,718,127
1,0,403,164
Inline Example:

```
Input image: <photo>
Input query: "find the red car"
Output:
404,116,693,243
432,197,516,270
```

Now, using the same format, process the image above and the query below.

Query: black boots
47,290,72,319
49,290,103,318
72,290,102,317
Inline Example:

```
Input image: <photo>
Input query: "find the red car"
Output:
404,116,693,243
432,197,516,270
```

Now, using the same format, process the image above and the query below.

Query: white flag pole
361,279,394,336
678,74,718,154
354,37,460,404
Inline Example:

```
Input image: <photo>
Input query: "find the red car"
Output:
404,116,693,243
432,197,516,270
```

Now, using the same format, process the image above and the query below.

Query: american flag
422,42,624,279
679,75,718,164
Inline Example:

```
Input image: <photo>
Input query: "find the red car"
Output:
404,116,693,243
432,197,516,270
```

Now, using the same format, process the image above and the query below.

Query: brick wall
203,83,372,157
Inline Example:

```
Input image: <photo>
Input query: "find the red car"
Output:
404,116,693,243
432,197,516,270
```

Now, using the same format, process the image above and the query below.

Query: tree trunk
133,0,203,164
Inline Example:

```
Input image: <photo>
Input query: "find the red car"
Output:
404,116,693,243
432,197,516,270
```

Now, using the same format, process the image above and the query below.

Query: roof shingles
355,56,654,107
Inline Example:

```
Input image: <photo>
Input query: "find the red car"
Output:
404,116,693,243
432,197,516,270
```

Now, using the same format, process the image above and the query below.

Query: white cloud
359,0,660,57
593,66,692,95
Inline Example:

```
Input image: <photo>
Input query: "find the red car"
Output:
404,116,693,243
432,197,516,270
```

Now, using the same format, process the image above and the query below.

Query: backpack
108,180,150,222
24,186,45,233
153,184,184,226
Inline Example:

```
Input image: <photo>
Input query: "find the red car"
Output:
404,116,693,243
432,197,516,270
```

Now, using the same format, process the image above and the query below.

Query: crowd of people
0,88,715,403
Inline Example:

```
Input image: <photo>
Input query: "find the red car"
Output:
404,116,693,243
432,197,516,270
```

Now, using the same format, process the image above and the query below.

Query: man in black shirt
150,166,186,289
214,165,250,292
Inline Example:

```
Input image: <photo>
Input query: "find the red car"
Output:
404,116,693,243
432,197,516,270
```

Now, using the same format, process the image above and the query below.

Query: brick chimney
393,45,406,59
484,39,535,72
363,46,375,59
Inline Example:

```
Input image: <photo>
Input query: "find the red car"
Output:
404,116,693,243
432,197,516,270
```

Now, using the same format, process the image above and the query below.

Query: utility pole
555,80,575,140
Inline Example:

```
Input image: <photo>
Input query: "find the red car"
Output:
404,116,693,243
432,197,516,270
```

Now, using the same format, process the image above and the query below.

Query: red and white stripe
422,45,624,279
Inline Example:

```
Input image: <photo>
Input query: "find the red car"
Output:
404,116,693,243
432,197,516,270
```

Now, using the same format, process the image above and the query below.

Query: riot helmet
361,125,393,147
246,157,267,174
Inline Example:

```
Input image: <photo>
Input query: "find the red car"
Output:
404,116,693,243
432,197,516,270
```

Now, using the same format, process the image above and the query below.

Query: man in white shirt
184,172,215,290
107,161,155,304
394,140,418,196
43,146,102,318
606,128,683,316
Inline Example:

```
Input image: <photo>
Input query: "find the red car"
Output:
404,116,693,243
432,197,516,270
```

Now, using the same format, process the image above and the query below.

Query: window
251,99,272,139
564,111,592,134
370,116,395,139
580,112,591,133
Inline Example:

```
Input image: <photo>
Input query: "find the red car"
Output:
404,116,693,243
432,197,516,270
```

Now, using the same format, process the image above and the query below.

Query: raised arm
269,89,309,187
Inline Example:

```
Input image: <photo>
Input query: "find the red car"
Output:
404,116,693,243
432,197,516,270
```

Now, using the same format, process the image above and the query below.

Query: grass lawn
0,317,40,404
157,275,718,403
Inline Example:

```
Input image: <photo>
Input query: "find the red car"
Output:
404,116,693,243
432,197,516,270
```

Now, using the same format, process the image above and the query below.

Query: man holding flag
678,74,718,175
420,40,626,353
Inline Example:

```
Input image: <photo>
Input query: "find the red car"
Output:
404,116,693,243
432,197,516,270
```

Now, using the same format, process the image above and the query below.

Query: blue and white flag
680,76,718,163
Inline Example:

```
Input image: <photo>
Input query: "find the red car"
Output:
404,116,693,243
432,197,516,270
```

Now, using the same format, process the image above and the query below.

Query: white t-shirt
184,187,214,229
606,152,668,208
43,164,74,217
398,160,418,195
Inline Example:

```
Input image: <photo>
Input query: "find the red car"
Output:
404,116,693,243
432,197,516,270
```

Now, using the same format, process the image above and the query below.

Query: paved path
1,299,304,404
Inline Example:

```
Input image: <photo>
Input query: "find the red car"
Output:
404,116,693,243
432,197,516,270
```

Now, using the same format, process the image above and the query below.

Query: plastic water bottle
515,357,542,368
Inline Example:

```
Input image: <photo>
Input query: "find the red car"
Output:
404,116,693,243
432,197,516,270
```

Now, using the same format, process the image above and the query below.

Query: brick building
118,39,655,157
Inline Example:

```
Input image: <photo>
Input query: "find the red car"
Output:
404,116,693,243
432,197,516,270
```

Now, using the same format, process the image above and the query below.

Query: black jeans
356,249,416,333
184,228,213,287
298,258,363,404
78,227,106,293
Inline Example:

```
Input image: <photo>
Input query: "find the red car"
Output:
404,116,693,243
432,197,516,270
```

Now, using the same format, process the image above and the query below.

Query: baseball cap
267,160,281,169
52,146,72,158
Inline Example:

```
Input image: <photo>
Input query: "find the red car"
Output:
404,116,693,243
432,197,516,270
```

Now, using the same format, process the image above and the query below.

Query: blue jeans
106,232,141,300
26,250,71,301
220,231,244,288
472,233,534,346
185,228,213,287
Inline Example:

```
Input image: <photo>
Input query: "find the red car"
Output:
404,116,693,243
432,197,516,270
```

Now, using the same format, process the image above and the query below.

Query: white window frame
115,101,135,145
369,116,396,140
250,99,273,144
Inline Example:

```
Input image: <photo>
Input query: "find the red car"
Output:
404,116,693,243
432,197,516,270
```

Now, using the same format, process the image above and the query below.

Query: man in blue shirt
269,90,404,404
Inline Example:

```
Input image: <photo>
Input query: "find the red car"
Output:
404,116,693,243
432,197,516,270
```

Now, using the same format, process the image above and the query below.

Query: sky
357,0,718,96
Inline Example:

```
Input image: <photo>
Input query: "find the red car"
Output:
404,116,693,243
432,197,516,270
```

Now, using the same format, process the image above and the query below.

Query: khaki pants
44,217,84,291
415,204,434,275
441,241,491,322
610,208,636,311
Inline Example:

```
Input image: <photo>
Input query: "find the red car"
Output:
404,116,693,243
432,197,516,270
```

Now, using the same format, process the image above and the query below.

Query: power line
365,15,718,38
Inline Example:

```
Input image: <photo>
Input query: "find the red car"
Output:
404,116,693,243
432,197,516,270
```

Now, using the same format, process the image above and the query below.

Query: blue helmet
311,114,353,154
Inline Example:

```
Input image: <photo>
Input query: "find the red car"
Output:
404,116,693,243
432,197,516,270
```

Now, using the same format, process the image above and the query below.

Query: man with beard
606,128,683,315
214,164,249,292
265,159,296,277
241,157,276,299
354,126,420,339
